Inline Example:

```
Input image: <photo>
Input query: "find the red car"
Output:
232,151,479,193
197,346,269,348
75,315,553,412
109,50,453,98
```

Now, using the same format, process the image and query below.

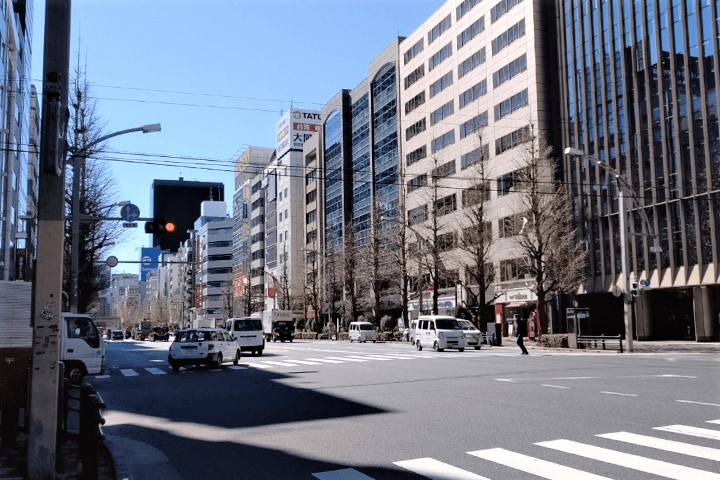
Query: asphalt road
93,338,720,480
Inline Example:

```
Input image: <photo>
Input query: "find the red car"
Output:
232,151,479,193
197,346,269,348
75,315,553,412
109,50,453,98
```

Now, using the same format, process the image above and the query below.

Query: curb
104,435,183,480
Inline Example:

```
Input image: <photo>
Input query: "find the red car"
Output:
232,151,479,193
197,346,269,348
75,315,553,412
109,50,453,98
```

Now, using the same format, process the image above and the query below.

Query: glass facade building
559,0,720,340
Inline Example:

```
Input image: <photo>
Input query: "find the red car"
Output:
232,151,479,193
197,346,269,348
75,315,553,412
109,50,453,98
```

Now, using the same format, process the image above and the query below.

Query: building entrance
649,289,694,340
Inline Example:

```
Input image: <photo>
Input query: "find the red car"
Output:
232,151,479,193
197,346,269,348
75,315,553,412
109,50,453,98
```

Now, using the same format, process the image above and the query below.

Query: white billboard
276,109,322,158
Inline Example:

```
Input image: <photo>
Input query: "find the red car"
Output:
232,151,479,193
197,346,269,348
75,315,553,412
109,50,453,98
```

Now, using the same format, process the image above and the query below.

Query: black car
111,330,124,341
271,321,294,342
150,326,170,342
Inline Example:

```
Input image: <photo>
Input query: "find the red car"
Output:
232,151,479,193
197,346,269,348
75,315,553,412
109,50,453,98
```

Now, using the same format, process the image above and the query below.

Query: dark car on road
150,326,170,342
111,330,124,341
271,320,294,342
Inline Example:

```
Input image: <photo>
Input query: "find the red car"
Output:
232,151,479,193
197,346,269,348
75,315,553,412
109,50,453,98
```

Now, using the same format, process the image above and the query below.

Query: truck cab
271,320,294,342
60,313,105,385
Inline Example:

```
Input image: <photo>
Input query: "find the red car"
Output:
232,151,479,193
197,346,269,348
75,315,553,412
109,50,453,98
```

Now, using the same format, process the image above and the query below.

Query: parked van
414,315,466,352
348,321,377,343
226,317,264,356
406,319,418,344
60,313,106,385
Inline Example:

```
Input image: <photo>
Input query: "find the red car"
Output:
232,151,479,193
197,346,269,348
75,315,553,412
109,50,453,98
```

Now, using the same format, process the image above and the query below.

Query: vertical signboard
276,109,322,158
140,247,161,281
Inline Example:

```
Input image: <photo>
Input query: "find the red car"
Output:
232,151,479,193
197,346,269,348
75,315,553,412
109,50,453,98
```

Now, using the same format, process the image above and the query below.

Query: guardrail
577,334,623,353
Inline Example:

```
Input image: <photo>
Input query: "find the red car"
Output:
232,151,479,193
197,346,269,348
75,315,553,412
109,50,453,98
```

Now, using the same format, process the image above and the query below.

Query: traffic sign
106,256,119,268
122,222,138,228
119,203,140,222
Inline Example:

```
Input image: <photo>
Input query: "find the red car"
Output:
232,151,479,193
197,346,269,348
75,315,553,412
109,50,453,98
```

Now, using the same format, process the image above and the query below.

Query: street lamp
564,147,661,353
69,123,161,313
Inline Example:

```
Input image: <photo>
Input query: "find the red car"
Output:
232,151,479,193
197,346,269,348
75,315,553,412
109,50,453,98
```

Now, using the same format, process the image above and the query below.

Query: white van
225,317,264,356
348,321,377,343
414,315,466,352
60,313,106,385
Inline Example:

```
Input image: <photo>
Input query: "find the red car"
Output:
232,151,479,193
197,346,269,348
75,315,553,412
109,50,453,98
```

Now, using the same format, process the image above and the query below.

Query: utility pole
27,1,71,478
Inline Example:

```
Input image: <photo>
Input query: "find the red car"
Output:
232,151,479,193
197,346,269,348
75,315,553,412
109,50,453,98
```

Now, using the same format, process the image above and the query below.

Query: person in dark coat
516,317,529,355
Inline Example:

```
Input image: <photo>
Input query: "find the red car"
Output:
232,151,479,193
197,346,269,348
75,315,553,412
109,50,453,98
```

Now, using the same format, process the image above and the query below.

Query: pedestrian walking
516,317,529,355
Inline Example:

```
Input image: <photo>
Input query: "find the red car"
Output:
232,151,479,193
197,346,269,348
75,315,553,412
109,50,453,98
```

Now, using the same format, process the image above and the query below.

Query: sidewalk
509,337,720,354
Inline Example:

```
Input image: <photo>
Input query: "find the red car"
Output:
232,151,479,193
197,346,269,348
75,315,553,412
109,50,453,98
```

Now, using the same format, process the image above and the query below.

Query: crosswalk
313,419,720,480
96,350,497,378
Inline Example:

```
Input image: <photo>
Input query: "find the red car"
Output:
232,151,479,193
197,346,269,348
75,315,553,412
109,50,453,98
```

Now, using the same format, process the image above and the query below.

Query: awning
505,302,527,308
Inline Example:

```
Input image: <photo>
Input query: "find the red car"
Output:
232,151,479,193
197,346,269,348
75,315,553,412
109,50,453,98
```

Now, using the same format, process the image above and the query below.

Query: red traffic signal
144,219,176,234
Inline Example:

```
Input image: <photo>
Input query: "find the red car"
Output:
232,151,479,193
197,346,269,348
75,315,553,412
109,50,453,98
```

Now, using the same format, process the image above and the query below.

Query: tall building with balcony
0,0,35,281
557,0,720,341
192,200,233,327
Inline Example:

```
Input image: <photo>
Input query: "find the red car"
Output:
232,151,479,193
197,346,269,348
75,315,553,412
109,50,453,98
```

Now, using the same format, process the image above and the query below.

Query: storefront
494,288,537,337
407,294,456,319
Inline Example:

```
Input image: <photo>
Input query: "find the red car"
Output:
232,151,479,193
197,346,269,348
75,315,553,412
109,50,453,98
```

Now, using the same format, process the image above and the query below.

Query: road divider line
394,457,491,480
708,420,720,425
468,447,612,479
537,438,720,480
542,384,571,389
677,400,720,407
654,424,720,440
600,391,638,397
597,431,720,461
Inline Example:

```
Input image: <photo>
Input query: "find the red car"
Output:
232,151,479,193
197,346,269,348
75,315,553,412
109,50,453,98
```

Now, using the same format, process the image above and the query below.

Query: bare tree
303,244,322,333
222,285,234,319
455,133,499,328
514,129,587,339
342,223,360,325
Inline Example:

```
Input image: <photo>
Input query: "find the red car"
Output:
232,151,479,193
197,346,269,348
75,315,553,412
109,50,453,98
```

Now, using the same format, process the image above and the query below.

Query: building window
492,54,527,88
431,129,456,154
429,71,453,98
306,210,316,224
460,112,489,139
462,181,492,206
491,19,525,55
429,42,452,71
495,126,531,155
407,174,428,193
406,118,427,141
437,232,456,252
404,64,425,89
430,100,454,126
494,89,528,121
432,160,456,179
457,16,485,50
406,145,427,166
499,214,524,238
491,0,523,23
458,47,486,78
461,144,489,170
408,204,427,225
499,257,527,281
306,229,317,245
306,170,316,185
405,90,426,114
435,194,457,216
428,14,451,44
403,38,424,65
456,0,481,20
306,190,316,204
497,172,515,196
459,80,488,109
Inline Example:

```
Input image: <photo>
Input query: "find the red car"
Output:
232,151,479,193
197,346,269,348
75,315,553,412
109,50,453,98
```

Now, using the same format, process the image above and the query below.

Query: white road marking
94,375,110,379
677,400,720,407
542,384,572,389
356,355,395,361
495,378,517,383
656,374,697,378
227,365,247,370
394,457,491,480
312,468,375,480
305,358,345,363
654,424,720,440
282,359,321,365
597,431,720,461
600,391,638,397
468,447,612,479
250,364,273,369
120,369,138,377
144,367,167,375
538,438,720,480
708,420,720,425
261,361,301,367
324,356,368,362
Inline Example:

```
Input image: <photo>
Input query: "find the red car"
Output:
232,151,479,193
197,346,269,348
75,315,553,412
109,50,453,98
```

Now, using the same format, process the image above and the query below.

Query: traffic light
144,218,176,234
630,281,639,297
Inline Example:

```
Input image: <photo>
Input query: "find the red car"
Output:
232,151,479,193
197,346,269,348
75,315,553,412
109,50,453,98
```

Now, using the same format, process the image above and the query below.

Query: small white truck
258,310,294,341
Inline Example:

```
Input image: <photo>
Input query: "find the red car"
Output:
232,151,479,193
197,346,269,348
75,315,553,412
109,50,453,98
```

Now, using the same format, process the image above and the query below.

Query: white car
414,315,466,352
348,321,377,343
457,319,482,350
168,328,240,371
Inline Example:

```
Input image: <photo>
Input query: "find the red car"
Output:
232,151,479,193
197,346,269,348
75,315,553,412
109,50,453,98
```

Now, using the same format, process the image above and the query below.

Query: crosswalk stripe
283,359,321,365
324,356,368,362
251,363,273,369
468,447,612,479
120,369,138,377
394,457,490,480
312,468,375,479
707,419,720,425
597,431,720,461
261,361,301,367
359,355,396,361
227,365,247,370
537,439,720,480
654,424,720,440
144,367,167,375
305,358,345,363
340,356,375,362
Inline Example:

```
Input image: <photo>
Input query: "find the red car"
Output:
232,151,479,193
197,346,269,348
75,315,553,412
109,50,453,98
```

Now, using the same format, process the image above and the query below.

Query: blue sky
32,0,446,274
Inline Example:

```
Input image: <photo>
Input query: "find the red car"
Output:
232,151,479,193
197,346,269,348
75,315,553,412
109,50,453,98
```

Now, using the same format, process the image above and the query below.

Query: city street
94,338,720,479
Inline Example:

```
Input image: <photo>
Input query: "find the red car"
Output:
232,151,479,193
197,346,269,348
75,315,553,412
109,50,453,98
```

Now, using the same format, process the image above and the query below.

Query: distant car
111,330,124,341
271,320,294,342
168,328,240,372
348,321,377,343
124,329,132,339
150,326,170,342
457,319,482,350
